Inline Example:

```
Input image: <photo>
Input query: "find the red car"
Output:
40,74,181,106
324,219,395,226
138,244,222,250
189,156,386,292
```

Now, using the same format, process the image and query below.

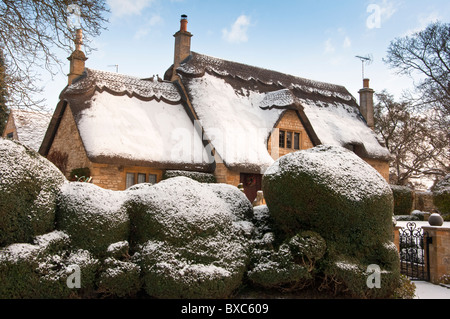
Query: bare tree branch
374,91,449,188
0,0,109,109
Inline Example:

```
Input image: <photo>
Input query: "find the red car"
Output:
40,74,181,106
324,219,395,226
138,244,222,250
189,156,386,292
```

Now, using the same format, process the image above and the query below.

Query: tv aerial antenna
355,54,373,80
107,64,119,73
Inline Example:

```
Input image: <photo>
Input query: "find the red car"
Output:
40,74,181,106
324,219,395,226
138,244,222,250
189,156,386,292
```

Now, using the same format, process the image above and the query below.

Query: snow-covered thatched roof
7,109,52,152
41,68,213,172
172,52,390,173
42,51,390,174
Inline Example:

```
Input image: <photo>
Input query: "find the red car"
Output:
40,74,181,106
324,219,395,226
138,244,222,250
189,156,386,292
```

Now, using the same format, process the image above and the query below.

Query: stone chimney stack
67,28,88,85
358,78,375,130
172,14,193,81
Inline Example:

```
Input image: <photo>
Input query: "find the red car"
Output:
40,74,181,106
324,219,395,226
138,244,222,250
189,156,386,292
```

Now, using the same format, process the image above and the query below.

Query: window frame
279,129,301,150
126,172,159,189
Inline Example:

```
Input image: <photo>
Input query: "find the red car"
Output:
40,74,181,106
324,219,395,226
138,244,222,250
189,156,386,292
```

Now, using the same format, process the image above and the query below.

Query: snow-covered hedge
262,145,400,297
126,177,253,298
0,139,66,246
1,139,406,298
0,231,99,298
248,228,326,290
163,170,216,183
433,174,450,215
57,182,130,257
390,185,413,216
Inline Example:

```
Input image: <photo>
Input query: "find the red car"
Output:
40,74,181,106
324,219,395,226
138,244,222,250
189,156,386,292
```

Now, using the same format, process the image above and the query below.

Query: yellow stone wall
268,110,314,159
47,105,90,177
2,113,18,140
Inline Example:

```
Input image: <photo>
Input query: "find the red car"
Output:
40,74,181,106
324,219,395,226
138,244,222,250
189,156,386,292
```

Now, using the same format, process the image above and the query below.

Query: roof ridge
179,52,353,98
65,68,182,103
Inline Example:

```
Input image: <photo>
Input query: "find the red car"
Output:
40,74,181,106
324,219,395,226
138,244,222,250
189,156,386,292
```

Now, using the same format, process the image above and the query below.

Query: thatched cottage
2,109,52,152
40,16,390,201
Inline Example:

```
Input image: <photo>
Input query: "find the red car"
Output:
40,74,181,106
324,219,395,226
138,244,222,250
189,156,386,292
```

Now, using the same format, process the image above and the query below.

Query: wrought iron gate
399,222,431,281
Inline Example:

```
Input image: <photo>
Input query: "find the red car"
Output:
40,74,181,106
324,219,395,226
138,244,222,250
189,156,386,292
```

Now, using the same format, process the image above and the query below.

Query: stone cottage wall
268,110,314,159
2,114,17,140
47,106,90,177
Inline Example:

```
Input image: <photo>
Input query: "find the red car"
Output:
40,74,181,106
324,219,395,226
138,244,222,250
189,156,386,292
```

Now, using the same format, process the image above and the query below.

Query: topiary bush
97,257,141,298
248,230,326,291
96,241,142,298
0,139,66,247
126,177,253,299
0,230,99,298
433,174,450,215
262,145,400,298
163,170,217,183
56,183,130,257
393,274,416,299
390,185,414,216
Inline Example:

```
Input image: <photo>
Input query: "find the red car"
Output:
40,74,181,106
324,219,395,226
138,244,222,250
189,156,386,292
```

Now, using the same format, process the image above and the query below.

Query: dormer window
279,130,301,150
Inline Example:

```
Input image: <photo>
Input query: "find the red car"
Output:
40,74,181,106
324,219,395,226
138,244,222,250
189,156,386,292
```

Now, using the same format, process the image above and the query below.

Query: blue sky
41,0,450,110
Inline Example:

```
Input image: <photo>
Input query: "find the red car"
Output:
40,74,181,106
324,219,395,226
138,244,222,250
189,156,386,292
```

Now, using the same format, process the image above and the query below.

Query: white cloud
379,0,397,21
324,38,335,54
366,0,398,29
107,0,155,17
222,15,252,44
343,36,352,48
404,11,442,36
134,15,164,39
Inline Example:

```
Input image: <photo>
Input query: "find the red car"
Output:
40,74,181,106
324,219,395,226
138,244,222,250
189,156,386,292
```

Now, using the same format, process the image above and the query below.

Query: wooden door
240,173,262,202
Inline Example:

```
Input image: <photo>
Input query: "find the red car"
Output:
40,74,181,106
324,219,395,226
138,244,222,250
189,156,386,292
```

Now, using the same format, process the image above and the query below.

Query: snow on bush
126,177,253,298
57,182,130,256
433,174,450,215
263,145,394,255
248,204,328,290
0,139,66,247
97,257,141,298
0,230,99,298
262,145,400,297
163,170,217,183
248,230,326,290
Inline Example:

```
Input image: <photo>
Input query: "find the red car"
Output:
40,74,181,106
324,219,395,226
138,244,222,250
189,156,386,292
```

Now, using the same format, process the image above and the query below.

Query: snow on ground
414,281,450,299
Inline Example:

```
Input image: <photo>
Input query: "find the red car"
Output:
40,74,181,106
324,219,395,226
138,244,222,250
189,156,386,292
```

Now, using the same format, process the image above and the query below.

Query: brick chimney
67,28,88,85
172,14,193,81
358,78,375,130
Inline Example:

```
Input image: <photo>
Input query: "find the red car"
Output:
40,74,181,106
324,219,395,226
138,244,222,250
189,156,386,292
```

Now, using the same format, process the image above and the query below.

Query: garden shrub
325,257,400,299
262,145,400,297
433,174,450,215
97,257,141,298
163,170,216,183
248,244,312,290
0,230,99,298
56,183,130,257
248,231,326,290
393,275,416,299
411,210,426,221
126,177,252,299
263,145,394,259
97,241,141,297
390,185,413,216
0,139,66,246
